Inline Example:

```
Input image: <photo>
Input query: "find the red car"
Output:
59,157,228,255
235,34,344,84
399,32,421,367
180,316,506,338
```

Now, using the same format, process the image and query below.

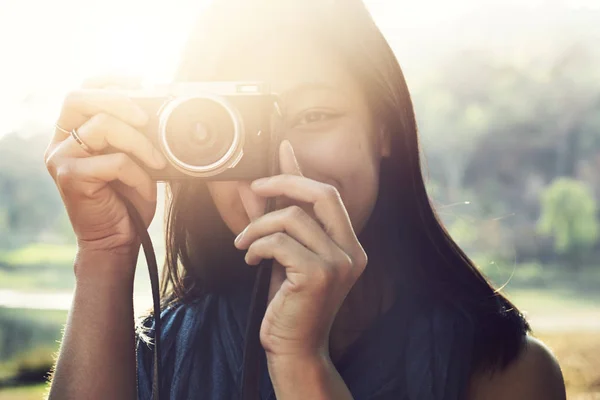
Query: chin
224,203,251,236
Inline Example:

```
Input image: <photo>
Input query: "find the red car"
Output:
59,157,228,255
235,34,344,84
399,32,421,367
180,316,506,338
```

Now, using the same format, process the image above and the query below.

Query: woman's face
206,37,390,236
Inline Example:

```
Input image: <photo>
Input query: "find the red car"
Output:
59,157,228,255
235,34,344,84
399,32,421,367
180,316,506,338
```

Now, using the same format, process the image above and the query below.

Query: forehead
216,34,358,96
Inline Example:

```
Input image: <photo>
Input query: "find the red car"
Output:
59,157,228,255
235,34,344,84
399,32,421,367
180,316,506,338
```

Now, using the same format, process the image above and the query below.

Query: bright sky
0,0,598,138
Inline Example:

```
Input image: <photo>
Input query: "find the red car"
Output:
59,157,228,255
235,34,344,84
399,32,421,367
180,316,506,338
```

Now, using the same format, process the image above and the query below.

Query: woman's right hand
44,77,167,273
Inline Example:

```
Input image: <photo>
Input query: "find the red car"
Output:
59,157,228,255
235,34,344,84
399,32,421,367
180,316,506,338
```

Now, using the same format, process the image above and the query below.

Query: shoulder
403,295,533,399
468,335,566,400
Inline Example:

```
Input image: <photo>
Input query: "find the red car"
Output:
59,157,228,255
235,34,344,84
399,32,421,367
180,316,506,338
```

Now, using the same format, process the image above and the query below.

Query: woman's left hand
234,140,368,360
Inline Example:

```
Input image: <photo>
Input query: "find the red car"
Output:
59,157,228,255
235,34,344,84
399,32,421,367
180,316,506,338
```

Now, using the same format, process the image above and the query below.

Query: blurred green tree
0,133,69,248
537,178,599,269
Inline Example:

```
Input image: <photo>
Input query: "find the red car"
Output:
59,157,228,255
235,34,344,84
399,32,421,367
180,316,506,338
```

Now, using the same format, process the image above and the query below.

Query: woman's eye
294,110,338,126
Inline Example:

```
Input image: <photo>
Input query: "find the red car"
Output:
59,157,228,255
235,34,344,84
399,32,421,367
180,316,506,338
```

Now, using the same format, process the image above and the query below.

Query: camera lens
161,97,238,171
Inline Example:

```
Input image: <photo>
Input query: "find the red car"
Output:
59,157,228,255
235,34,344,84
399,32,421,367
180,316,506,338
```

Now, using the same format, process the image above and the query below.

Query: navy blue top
136,285,475,400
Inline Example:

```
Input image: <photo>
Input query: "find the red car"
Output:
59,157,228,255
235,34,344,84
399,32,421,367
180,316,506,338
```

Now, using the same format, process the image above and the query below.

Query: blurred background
0,0,599,398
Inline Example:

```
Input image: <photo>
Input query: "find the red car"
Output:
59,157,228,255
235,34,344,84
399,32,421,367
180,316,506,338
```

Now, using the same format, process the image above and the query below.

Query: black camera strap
241,122,281,400
124,195,273,400
123,124,281,400
240,205,276,400
120,194,162,400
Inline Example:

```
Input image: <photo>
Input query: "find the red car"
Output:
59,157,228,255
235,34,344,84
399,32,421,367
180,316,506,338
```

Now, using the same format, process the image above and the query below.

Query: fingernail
235,226,249,245
283,139,293,153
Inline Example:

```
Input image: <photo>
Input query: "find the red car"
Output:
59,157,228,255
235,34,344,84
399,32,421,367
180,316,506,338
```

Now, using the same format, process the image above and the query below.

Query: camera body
128,82,279,181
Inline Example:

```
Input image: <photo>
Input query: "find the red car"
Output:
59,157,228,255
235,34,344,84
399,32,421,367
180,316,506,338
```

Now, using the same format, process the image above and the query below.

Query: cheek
292,125,381,234
340,148,380,234
206,181,250,235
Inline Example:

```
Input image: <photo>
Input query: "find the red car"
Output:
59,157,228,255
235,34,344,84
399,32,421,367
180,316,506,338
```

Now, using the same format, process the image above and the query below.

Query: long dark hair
158,0,529,374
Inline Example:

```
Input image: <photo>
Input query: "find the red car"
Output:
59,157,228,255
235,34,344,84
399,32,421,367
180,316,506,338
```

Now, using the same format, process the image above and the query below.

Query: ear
379,126,391,158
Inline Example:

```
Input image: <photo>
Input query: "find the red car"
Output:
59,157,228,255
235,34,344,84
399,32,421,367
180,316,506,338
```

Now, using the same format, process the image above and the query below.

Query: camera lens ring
157,94,245,177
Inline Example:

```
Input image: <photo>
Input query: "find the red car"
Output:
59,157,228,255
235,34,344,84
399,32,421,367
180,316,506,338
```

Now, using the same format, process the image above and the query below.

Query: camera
128,82,279,181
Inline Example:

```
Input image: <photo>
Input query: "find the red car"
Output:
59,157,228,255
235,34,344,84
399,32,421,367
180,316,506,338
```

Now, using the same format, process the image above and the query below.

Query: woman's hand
44,77,167,274
234,140,368,360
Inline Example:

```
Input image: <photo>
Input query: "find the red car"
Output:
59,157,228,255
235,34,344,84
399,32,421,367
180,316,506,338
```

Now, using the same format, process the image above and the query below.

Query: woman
45,0,566,399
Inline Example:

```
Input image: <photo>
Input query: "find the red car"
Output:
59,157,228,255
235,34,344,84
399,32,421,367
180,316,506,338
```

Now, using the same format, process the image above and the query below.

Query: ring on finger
70,127,92,153
55,123,92,153
54,123,71,136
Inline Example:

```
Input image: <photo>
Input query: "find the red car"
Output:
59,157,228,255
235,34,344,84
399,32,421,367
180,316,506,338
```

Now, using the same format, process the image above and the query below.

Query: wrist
74,247,139,288
266,351,331,386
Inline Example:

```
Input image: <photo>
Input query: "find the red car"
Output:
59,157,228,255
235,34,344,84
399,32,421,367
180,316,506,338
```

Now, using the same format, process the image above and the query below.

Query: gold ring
55,123,92,152
69,127,92,153
54,123,70,135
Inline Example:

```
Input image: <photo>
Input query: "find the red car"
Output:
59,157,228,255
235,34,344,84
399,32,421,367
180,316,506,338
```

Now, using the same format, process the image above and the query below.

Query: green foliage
0,244,75,267
0,268,75,291
0,383,49,400
537,178,599,255
0,308,65,363
0,243,76,291
0,134,71,249
0,307,65,389
447,217,479,248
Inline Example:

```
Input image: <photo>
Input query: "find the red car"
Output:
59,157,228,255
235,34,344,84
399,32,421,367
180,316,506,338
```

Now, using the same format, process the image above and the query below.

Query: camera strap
241,250,275,400
120,194,162,400
123,121,281,400
241,122,281,400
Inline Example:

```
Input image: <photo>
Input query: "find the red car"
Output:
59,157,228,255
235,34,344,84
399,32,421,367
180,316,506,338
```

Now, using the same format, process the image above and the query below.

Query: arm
44,76,164,400
48,251,138,400
467,336,566,400
267,354,353,400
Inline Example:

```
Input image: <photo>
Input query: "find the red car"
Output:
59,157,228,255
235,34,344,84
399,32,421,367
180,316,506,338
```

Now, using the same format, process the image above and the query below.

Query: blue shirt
136,286,474,400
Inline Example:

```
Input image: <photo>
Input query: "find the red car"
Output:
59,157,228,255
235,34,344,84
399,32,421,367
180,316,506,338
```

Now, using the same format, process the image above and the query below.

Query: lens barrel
157,94,245,177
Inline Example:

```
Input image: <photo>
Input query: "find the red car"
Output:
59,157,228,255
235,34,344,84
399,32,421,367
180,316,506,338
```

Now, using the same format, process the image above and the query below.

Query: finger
279,140,303,177
45,136,89,179
52,75,144,143
54,89,148,142
235,205,335,259
52,123,72,142
245,232,324,286
251,175,363,264
238,182,267,222
245,233,355,293
56,153,155,202
75,112,166,169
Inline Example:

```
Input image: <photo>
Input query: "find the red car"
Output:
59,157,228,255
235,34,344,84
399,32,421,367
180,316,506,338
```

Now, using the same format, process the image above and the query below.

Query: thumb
279,140,303,176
